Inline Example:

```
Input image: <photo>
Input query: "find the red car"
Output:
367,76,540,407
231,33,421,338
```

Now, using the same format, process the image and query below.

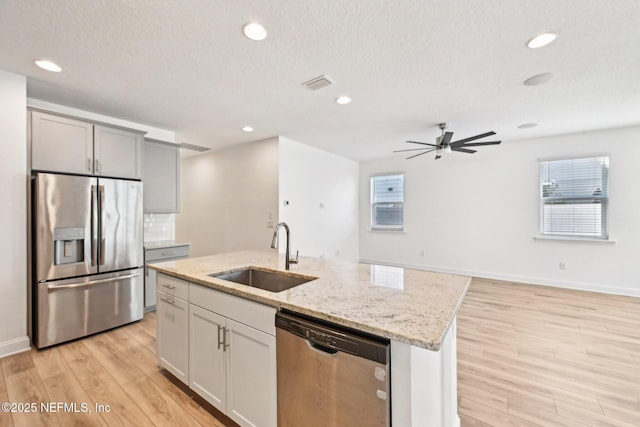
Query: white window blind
539,156,609,238
371,174,404,229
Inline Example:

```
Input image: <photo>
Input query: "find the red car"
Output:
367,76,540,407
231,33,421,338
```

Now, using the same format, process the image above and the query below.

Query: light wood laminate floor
0,278,638,426
458,278,640,427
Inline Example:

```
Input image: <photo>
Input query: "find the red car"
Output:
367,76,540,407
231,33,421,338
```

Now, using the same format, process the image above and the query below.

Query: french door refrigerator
32,172,144,348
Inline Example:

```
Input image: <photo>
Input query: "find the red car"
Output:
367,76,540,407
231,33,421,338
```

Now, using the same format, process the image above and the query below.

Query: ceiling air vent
179,142,210,152
302,74,335,91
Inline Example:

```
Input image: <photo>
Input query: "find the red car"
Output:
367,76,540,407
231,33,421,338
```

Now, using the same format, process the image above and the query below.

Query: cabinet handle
223,327,230,352
95,159,100,174
161,296,175,305
87,158,92,172
162,284,176,290
161,251,176,256
217,325,223,350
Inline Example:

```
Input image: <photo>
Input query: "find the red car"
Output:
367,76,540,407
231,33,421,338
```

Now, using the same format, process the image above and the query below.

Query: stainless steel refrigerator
32,172,144,348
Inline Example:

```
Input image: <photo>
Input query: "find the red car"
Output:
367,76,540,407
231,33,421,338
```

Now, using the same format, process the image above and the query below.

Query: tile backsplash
144,213,175,242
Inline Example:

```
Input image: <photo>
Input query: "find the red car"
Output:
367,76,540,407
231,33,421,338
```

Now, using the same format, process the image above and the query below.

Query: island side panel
390,318,460,427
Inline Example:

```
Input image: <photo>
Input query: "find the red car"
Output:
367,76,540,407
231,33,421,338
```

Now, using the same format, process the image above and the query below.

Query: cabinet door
31,111,94,175
189,305,227,413
226,318,277,427
143,140,180,213
94,125,143,179
156,291,188,384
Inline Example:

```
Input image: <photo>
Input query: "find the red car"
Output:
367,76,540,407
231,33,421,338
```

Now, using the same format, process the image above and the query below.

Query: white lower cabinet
156,289,189,384
225,318,277,427
156,272,277,426
189,305,227,409
189,305,277,427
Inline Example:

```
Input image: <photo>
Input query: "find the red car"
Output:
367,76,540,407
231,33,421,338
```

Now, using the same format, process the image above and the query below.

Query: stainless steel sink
209,267,317,293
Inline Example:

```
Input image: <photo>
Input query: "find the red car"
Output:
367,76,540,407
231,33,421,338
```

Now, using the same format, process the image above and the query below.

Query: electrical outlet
559,262,566,270
420,250,424,257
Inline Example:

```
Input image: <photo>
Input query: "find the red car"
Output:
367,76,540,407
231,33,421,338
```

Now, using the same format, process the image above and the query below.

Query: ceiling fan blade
451,131,496,146
451,147,477,154
406,149,436,159
406,140,438,147
459,140,502,147
435,154,442,160
393,148,435,153
440,131,453,146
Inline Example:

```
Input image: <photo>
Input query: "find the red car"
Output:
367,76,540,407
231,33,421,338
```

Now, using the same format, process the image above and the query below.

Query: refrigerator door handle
98,185,105,266
47,272,141,291
91,185,98,266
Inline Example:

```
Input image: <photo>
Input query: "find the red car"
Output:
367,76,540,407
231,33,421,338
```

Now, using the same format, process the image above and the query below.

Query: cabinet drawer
190,284,277,336
157,273,189,300
145,245,190,262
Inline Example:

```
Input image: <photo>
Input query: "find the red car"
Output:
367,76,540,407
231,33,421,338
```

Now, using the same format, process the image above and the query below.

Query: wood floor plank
148,371,228,427
41,371,108,427
4,368,59,427
555,400,638,427
458,397,539,427
0,392,14,427
57,340,107,380
30,347,69,382
1,352,34,378
101,328,159,377
0,360,6,395
457,278,640,427
122,374,203,427
74,371,153,427
82,333,146,386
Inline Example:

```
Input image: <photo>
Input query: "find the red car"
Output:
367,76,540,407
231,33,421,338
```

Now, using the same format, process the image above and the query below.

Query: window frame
538,154,610,240
370,172,405,231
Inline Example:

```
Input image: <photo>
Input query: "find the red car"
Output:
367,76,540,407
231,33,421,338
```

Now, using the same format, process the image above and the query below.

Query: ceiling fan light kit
394,122,501,160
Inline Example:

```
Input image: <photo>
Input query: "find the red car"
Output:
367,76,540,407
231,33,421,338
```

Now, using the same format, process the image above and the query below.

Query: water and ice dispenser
53,227,85,265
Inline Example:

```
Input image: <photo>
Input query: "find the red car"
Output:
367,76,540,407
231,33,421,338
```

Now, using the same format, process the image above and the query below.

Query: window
371,173,404,230
539,156,609,239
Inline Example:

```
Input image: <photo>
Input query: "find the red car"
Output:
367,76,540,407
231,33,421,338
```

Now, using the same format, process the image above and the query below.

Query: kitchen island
150,250,470,427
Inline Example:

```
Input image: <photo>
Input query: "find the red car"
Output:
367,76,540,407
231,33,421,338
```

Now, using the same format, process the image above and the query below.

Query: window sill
533,235,616,244
369,228,405,234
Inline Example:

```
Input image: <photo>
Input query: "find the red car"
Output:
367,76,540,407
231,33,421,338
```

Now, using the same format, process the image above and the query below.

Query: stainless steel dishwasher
275,310,390,426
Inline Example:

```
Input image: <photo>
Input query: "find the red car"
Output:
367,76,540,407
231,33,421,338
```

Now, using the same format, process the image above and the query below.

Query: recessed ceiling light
335,96,352,105
523,73,553,86
518,123,538,129
242,126,254,132
243,22,267,41
34,59,62,72
526,32,557,49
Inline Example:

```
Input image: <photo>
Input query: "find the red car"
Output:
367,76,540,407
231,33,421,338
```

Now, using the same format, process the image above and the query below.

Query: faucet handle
290,250,299,264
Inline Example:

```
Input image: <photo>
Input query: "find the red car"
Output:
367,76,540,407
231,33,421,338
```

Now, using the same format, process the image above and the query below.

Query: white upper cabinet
31,111,94,175
143,139,180,212
30,110,144,179
94,125,143,179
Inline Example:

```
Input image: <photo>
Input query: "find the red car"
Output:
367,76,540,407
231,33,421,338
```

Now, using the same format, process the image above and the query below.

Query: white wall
360,126,640,296
0,70,29,356
279,137,359,261
176,138,280,257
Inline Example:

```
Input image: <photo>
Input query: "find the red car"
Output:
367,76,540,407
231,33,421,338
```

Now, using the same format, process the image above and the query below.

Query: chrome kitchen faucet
270,222,298,270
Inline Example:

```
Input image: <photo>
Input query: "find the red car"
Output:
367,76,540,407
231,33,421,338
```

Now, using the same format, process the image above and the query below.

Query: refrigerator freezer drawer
35,268,144,348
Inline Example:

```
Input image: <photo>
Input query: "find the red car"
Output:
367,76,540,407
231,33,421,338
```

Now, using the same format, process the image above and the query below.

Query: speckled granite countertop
149,250,470,351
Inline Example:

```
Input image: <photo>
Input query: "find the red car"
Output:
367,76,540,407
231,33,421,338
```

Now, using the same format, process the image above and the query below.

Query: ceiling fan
394,123,501,160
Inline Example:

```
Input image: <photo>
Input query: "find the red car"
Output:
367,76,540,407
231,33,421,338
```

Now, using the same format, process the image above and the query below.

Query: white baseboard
0,336,31,359
359,259,640,298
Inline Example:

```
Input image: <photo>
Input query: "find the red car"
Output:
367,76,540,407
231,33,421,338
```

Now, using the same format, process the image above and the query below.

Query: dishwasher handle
307,340,338,355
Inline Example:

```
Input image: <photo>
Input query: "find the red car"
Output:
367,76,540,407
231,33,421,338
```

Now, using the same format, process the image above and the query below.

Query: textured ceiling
1,0,639,161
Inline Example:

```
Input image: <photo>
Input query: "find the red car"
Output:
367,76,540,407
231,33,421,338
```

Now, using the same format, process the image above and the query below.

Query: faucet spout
270,222,297,270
